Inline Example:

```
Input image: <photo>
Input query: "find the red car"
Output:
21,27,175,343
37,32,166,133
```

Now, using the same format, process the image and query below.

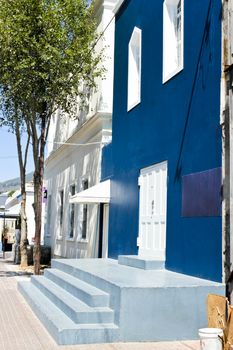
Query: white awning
70,180,110,204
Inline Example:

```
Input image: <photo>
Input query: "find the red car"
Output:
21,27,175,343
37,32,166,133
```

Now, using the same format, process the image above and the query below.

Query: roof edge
113,0,125,14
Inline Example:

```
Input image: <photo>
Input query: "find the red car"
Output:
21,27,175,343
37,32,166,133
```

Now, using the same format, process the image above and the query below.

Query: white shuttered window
127,27,142,111
163,0,184,83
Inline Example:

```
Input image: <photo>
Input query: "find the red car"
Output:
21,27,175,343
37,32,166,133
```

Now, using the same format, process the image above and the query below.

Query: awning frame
69,180,111,204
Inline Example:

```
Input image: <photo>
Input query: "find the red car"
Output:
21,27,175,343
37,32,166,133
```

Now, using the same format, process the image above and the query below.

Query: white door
138,161,167,259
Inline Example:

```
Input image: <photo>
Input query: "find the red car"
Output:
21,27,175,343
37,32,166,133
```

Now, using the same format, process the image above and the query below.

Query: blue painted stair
18,262,120,345
44,269,110,307
18,257,225,345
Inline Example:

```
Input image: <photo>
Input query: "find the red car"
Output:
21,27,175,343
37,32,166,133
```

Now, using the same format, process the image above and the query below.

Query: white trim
113,0,125,14
163,0,184,83
45,194,52,237
65,237,75,242
102,204,109,258
45,112,112,166
138,161,168,259
140,161,168,175
163,65,183,84
78,174,90,192
67,184,76,239
77,238,88,243
56,188,64,240
127,27,142,112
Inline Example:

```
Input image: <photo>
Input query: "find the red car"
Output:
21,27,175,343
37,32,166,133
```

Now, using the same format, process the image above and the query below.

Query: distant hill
0,172,33,193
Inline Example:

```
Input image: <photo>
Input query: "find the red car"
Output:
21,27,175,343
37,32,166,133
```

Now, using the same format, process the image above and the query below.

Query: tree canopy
0,0,102,117
0,0,104,273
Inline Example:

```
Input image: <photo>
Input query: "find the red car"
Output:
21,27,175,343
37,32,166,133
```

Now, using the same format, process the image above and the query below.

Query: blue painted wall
103,0,222,282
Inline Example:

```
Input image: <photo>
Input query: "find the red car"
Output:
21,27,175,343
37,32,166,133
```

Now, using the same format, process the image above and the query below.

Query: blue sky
0,127,34,182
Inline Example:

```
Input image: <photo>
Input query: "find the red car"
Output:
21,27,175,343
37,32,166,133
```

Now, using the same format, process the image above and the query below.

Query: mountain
0,172,33,193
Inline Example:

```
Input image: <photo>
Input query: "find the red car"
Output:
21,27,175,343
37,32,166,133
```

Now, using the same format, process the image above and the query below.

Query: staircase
18,262,119,345
18,257,225,345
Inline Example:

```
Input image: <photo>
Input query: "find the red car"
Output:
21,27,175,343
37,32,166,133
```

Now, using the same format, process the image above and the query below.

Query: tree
0,96,31,267
0,0,104,274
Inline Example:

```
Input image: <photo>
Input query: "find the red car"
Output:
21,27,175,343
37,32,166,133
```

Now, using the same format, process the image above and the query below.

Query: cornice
45,112,112,166
113,0,125,14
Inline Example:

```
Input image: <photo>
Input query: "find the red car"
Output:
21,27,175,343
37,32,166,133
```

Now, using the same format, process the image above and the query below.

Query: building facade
19,1,227,344
44,0,116,259
102,0,222,282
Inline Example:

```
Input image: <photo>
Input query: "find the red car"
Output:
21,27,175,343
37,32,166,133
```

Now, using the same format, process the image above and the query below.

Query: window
69,185,75,238
127,27,142,111
163,0,184,83
46,194,52,236
81,179,88,240
59,190,64,228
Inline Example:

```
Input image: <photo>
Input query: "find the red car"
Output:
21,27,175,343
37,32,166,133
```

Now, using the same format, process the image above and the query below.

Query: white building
44,0,116,259
0,182,36,245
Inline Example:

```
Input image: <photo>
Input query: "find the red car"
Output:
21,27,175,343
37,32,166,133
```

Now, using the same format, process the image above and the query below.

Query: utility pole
222,0,233,282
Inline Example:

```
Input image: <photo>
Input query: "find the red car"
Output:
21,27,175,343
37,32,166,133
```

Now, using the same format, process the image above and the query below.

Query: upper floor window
127,27,142,111
163,0,184,83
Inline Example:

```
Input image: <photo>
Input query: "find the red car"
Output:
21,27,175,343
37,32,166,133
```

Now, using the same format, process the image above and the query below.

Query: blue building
102,0,222,282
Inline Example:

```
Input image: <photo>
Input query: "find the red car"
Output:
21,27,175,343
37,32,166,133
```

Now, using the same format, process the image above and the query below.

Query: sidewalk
0,255,200,350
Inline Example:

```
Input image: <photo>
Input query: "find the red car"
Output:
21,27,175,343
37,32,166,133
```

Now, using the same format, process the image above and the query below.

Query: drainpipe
222,0,233,283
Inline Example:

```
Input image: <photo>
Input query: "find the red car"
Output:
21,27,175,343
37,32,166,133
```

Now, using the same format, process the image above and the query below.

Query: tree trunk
33,176,42,274
20,189,28,267
33,107,47,275
15,116,30,267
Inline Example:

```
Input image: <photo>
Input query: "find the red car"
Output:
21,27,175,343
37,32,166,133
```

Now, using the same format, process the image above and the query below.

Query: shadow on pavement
0,270,32,277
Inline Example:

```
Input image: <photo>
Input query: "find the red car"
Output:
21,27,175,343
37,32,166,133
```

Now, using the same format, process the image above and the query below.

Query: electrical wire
0,154,33,159
47,140,109,146
0,139,110,158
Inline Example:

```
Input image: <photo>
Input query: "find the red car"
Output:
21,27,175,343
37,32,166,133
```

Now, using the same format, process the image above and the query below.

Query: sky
0,127,34,182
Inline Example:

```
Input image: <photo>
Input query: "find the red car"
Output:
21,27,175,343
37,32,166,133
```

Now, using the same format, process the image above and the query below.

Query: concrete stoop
18,257,225,345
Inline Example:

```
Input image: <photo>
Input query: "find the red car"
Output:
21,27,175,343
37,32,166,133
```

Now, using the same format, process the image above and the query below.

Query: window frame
127,26,142,112
67,184,76,240
81,179,89,240
46,194,52,237
163,0,184,83
57,189,64,240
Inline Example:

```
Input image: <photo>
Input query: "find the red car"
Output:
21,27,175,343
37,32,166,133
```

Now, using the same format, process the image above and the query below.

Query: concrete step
31,276,114,324
18,281,119,345
50,258,225,341
51,259,116,294
19,258,225,344
118,255,165,270
44,268,110,307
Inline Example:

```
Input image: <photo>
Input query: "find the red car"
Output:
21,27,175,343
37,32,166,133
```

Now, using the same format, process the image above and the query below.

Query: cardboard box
207,294,232,350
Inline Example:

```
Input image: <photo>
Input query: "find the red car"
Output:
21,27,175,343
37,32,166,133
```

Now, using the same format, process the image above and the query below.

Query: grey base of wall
12,244,51,265
18,257,224,345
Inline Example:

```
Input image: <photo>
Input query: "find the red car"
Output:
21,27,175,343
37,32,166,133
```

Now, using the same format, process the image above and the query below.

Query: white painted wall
44,0,116,258
45,114,112,258
47,0,116,158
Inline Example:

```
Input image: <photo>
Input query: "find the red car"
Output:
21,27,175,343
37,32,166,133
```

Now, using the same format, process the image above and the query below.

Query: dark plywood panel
182,167,221,217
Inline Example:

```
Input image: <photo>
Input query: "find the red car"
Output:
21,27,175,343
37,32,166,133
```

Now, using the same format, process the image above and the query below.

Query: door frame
137,161,168,259
98,203,109,258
